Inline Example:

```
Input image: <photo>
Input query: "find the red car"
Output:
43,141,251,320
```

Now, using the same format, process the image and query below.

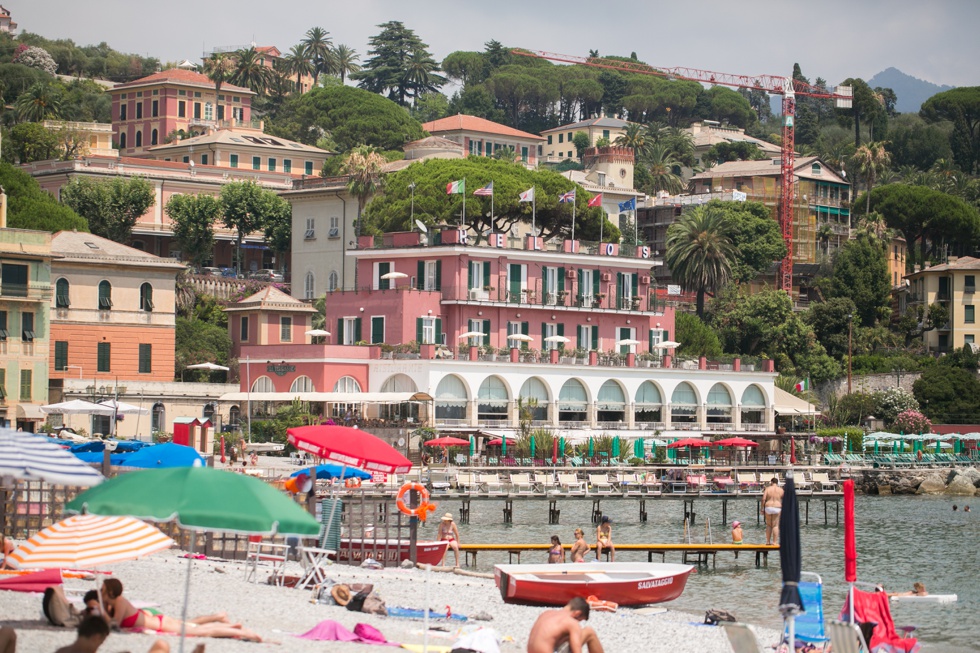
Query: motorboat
494,562,694,606
336,538,449,566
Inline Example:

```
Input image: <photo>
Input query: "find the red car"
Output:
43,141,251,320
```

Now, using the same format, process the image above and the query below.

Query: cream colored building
42,121,117,158
147,127,330,175
685,121,782,181
541,116,632,163
901,256,980,354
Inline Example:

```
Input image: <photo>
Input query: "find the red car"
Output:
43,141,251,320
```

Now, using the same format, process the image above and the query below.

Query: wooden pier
459,542,778,568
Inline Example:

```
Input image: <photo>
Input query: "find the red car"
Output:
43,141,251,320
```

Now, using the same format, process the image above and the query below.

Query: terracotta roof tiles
114,69,253,95
422,114,544,141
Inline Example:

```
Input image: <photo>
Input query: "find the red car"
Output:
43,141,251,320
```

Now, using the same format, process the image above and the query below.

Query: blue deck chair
785,571,830,650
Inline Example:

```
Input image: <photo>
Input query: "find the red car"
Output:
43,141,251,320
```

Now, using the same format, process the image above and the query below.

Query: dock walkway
460,542,778,568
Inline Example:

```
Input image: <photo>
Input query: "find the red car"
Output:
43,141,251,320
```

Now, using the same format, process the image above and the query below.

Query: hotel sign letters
267,363,296,376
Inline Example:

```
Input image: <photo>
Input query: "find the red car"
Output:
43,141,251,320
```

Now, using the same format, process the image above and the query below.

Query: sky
11,0,980,89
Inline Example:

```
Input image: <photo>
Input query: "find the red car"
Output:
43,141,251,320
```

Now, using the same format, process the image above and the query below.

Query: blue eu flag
618,197,636,212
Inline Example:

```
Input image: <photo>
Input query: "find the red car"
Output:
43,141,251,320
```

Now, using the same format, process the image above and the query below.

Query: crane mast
512,49,852,293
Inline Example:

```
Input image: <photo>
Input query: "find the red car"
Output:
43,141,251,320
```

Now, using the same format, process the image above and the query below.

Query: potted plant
594,293,606,307
573,347,588,364
459,343,471,356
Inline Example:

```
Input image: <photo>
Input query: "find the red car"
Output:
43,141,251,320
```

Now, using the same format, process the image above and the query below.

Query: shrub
893,410,931,434
13,46,57,75
874,387,919,424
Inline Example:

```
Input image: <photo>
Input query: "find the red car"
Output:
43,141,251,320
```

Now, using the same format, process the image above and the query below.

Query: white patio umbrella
185,362,230,372
40,400,115,416
654,340,681,349
305,329,331,337
508,333,534,343
543,335,572,343
380,271,408,280
458,331,487,339
616,338,641,347
97,400,149,416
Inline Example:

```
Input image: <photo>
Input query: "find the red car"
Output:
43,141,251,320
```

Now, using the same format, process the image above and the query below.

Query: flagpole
491,182,494,224
633,207,637,246
571,195,576,242
532,189,536,235
462,178,466,227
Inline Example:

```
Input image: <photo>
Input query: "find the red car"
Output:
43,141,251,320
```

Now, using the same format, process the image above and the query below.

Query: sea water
419,493,980,652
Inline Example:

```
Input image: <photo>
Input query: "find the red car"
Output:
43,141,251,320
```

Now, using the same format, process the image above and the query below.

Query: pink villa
421,115,544,167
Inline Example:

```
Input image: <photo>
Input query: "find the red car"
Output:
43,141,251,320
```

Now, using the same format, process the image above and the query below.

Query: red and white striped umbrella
7,514,173,569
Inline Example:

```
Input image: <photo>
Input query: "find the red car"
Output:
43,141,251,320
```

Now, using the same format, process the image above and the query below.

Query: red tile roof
113,69,254,94
422,115,544,141
255,46,281,56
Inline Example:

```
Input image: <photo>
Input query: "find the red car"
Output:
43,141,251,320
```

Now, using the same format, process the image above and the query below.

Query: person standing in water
570,528,590,562
548,535,565,564
731,520,743,544
761,478,783,545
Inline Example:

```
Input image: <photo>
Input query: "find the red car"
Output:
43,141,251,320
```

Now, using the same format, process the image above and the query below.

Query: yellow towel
401,644,453,653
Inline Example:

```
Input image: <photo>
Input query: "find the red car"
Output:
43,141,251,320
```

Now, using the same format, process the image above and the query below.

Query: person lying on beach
569,529,589,563
548,536,565,564
100,578,261,642
53,616,180,653
527,597,604,653
595,517,614,562
1,534,14,570
887,582,928,598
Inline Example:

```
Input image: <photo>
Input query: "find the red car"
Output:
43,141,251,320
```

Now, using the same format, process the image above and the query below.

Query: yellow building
42,121,117,158
541,115,632,163
902,257,980,353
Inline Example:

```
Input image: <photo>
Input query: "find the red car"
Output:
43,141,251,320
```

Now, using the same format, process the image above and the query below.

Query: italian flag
446,179,465,194
794,379,809,392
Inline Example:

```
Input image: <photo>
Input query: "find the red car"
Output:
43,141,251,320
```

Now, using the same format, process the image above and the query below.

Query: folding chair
244,537,290,586
827,621,870,653
588,473,614,493
784,572,830,650
721,622,769,653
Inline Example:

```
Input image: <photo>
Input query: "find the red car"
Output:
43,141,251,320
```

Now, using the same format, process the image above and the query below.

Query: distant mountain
867,67,954,114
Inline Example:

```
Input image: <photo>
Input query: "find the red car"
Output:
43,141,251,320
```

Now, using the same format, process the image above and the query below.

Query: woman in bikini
101,578,262,642
547,535,565,564
595,516,615,562
437,513,461,567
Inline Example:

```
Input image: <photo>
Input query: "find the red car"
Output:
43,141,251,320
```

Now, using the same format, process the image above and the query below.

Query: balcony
0,283,52,301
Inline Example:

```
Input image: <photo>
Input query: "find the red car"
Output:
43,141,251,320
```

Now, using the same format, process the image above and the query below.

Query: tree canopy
829,232,891,327
913,360,980,424
165,194,220,269
920,87,980,175
0,162,87,232
352,21,445,106
674,312,722,358
664,204,734,317
219,181,290,273
712,200,786,283
60,177,153,242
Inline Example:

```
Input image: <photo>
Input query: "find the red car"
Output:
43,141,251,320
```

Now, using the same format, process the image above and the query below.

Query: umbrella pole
423,563,430,653
178,534,195,653
321,463,346,550
849,583,855,625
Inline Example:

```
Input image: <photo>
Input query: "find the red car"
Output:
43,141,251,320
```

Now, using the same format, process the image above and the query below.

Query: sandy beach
2,549,779,653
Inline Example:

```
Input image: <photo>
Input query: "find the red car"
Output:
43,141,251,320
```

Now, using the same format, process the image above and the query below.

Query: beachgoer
570,529,590,563
732,521,743,545
953,505,958,511
249,453,258,467
100,578,260,642
965,506,972,513
548,536,565,564
595,516,614,562
762,477,784,545
1,534,13,570
888,582,928,598
527,597,604,653
53,616,178,653
437,513,461,567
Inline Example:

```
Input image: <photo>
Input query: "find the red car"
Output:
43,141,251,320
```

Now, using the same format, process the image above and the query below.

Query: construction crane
512,49,853,293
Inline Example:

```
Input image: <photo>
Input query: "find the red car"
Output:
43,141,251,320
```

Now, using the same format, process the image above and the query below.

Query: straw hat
330,584,352,606
442,513,454,521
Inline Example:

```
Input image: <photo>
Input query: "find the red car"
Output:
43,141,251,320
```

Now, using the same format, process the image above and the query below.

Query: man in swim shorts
569,529,590,562
527,597,604,653
761,477,783,545
54,616,175,653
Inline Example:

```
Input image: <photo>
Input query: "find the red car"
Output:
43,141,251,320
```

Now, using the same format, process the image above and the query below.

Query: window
139,343,152,373
304,272,314,300
182,156,189,163
228,154,239,168
417,316,441,345
55,278,70,308
967,275,976,292
150,129,158,145
547,135,553,145
542,322,565,350
338,317,361,345
0,310,6,340
290,376,314,393
98,280,113,309
151,403,165,432
135,131,142,147
55,341,68,370
19,369,31,401
178,100,186,118
1,263,27,296
97,342,111,372
578,324,598,351
21,312,34,341
252,156,261,170
268,158,276,172
329,216,339,238
283,159,292,173
200,154,208,165
135,102,143,119
203,102,213,121
217,105,225,120
597,172,606,186
0,368,4,400
521,146,528,162
966,305,975,324
240,316,249,341
417,260,441,291
119,104,127,120
328,271,339,292
305,161,314,175
193,103,201,119
251,376,274,392
333,376,362,393
152,99,158,117
228,405,241,427
305,217,315,240
811,163,822,175
280,316,292,342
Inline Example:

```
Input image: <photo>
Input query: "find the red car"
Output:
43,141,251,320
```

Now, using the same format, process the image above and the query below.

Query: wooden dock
459,542,778,568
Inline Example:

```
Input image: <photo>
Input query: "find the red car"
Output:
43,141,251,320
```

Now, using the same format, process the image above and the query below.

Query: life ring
396,482,437,522
344,477,362,488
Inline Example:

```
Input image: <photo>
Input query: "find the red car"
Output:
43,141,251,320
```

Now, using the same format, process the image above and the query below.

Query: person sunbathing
101,578,261,642
54,616,178,653
887,582,928,597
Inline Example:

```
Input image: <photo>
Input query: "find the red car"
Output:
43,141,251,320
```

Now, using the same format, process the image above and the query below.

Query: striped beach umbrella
0,429,103,487
6,514,173,569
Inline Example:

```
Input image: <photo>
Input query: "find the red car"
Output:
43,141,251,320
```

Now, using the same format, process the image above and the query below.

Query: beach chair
711,474,736,493
784,572,830,650
244,537,290,586
737,472,762,493
508,472,534,494
811,472,837,493
538,472,559,493
480,473,505,494
686,473,707,494
720,623,769,653
840,586,918,653
455,471,477,492
827,621,870,653
588,473,614,494
619,473,643,496
641,472,663,496
557,472,586,493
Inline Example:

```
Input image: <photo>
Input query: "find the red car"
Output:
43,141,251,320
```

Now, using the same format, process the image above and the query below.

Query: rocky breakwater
854,466,980,496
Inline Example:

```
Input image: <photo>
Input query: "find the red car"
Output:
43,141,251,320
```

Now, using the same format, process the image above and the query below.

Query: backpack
704,609,736,625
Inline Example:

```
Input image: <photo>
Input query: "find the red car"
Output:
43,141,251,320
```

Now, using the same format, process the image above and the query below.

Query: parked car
250,269,284,282
201,267,222,277
220,267,239,278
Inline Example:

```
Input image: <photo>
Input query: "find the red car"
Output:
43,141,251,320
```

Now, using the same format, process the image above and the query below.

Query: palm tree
332,44,361,84
403,48,446,105
613,123,649,159
858,212,889,241
301,27,333,86
817,223,834,255
664,204,735,318
202,53,235,120
342,147,387,235
642,143,685,195
229,47,270,94
15,83,62,122
852,141,891,213
281,44,315,93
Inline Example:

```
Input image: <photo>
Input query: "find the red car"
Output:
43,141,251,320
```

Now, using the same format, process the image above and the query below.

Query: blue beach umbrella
121,443,205,469
290,464,371,481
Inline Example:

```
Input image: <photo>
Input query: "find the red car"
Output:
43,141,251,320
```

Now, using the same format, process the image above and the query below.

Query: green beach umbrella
874,440,879,455
634,438,644,459
469,436,475,458
559,437,565,459
935,439,941,454
612,436,621,459
530,435,536,459
501,434,507,457
588,437,594,457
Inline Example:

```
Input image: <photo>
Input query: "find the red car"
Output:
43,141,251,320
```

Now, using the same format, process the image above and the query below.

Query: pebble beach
2,549,779,653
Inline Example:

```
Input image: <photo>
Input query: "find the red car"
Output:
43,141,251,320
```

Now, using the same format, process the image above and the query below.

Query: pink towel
297,620,399,646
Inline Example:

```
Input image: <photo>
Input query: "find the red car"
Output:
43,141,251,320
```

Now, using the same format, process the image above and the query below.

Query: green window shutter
0,368,5,399
542,267,548,299
139,343,152,373
591,326,598,351
541,322,547,344
593,270,600,297
663,330,669,342
353,318,362,343
649,329,654,352
55,341,68,370
435,318,443,344
510,263,521,300
435,260,442,291
416,318,423,344
467,262,475,290
483,263,491,289
632,273,638,296
557,323,565,351
521,321,529,336
20,369,31,401
97,342,111,372
483,319,491,346
417,261,424,290
577,325,584,350
577,269,584,304
558,267,565,293
337,318,344,344
371,316,384,344
379,262,390,290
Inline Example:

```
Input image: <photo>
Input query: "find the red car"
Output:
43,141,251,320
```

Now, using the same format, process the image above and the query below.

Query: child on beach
732,521,743,544
548,536,565,564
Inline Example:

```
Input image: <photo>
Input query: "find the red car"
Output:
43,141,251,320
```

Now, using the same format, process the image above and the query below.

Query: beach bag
704,609,736,625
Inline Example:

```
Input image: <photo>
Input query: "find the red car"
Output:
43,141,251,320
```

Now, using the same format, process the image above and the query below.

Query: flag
519,187,535,202
558,190,575,203
618,197,636,212
794,378,809,392
587,194,603,208
732,190,747,202
446,179,465,194
473,182,493,196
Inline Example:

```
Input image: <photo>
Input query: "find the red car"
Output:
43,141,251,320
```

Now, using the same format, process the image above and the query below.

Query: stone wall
818,372,921,398
853,466,979,495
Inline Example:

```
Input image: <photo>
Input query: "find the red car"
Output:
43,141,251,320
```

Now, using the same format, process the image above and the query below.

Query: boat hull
336,538,448,566
494,562,693,606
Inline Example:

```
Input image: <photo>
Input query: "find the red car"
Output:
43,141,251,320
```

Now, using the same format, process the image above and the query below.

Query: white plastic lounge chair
508,472,534,494
455,471,477,492
588,473,614,493
737,472,761,493
557,472,585,493
827,621,870,653
721,622,768,653
481,473,505,494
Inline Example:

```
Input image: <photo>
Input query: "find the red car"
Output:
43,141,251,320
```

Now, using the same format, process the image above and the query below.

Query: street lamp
847,313,854,394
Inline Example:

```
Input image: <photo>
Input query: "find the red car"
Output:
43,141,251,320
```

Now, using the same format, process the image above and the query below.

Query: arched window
151,129,158,145
228,405,241,428
670,382,698,424
55,278,70,308
435,375,468,421
139,283,153,312
379,374,418,421
477,376,509,422
518,377,549,422
328,271,339,292
304,272,315,300
151,402,166,432
98,280,113,309
251,376,274,393
706,383,733,424
203,402,216,422
119,132,127,149
332,376,362,393
634,381,662,425
597,380,626,423
558,379,588,423
380,374,417,393
290,375,314,393
741,385,766,425
135,130,142,147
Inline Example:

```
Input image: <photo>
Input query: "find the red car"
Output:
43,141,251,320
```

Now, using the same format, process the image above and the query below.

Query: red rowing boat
494,562,693,606
336,538,448,566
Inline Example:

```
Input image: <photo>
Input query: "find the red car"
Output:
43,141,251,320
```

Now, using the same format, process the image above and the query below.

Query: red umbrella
844,478,857,621
287,425,412,474
667,438,711,449
713,437,759,447
423,437,470,447
552,438,559,464
487,439,504,447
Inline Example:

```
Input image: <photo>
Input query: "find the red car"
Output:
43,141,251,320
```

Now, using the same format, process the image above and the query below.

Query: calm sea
418,494,979,652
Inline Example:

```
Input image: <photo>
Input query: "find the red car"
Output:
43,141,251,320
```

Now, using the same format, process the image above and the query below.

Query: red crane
512,49,853,293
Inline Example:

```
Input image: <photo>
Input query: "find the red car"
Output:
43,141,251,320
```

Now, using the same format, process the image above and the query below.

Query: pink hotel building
225,228,778,438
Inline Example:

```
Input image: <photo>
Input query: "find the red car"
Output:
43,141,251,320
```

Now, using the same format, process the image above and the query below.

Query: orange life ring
396,482,437,522
344,477,362,488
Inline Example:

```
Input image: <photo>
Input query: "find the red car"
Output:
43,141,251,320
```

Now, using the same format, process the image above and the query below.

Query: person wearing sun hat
437,512,461,567
732,520,743,545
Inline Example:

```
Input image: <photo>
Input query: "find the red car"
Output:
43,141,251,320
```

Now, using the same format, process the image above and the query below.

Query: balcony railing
0,284,51,301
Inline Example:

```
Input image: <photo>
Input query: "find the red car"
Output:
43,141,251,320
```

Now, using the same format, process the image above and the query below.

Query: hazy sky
12,0,979,88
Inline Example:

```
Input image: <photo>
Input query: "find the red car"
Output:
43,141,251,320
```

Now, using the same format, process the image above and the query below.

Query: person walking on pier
570,529,590,562
762,478,783,545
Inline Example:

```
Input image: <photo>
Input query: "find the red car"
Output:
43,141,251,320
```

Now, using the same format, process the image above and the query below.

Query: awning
16,404,46,420
773,387,820,416
217,391,433,403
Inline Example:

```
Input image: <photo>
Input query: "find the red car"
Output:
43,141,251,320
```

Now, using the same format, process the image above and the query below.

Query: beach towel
841,588,919,653
0,568,62,593
297,620,399,646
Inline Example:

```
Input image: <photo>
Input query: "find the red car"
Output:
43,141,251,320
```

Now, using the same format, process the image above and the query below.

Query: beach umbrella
844,478,857,623
40,399,115,416
0,429,103,487
304,329,330,343
507,333,534,344
67,467,319,652
469,436,475,459
120,443,204,469
559,437,565,459
588,437,594,457
6,514,173,570
790,436,797,464
713,437,759,448
612,436,621,459
779,471,803,648
458,331,487,340
874,440,879,455
552,437,558,464
185,362,231,372
667,438,711,448
653,340,681,350
935,439,941,454
380,271,408,280
289,464,371,481
424,436,470,448
634,438,644,459
287,425,412,474
501,433,507,456
543,335,571,344
529,436,536,459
